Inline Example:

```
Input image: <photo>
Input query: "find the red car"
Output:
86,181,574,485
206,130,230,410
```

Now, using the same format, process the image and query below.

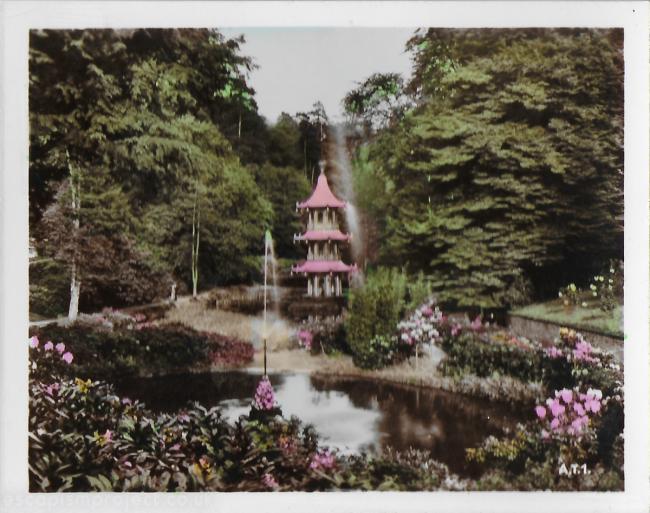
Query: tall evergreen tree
372,29,623,308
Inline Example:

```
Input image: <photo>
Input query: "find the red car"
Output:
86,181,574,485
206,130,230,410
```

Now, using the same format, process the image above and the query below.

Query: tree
372,29,623,308
296,102,329,183
267,113,303,169
252,163,311,259
343,73,413,132
29,28,274,311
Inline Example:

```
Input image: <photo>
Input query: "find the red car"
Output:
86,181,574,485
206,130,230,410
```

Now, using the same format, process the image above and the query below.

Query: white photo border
1,2,648,512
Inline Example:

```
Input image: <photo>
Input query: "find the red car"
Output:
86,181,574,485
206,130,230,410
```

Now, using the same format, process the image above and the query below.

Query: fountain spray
331,124,365,283
263,230,272,376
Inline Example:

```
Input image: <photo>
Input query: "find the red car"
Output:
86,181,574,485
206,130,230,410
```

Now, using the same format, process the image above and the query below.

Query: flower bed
29,317,253,380
28,340,465,492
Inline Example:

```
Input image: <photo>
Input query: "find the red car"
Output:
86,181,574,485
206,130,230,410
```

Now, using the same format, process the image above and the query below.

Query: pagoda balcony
294,230,352,243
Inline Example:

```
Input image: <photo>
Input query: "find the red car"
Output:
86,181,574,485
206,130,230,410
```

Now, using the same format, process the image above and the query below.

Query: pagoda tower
292,162,357,297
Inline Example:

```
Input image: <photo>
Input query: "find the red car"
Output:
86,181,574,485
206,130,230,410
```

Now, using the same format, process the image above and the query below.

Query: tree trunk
68,260,80,321
238,111,242,139
67,151,81,321
191,185,200,298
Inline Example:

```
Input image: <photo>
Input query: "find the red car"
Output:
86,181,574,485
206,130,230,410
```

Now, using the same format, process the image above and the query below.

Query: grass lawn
511,293,623,338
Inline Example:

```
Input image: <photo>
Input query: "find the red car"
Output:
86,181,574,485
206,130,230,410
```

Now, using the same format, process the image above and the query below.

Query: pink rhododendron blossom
560,389,573,404
262,473,279,489
535,406,546,419
451,324,462,337
55,342,66,354
536,387,604,438
573,402,585,416
545,346,563,359
297,330,313,351
44,382,60,396
549,400,565,417
573,340,596,362
62,352,74,364
310,450,336,471
253,375,277,411
29,336,39,349
470,316,482,331
44,341,54,351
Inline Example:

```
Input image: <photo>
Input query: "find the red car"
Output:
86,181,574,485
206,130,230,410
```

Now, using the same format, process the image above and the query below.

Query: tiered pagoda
292,163,357,297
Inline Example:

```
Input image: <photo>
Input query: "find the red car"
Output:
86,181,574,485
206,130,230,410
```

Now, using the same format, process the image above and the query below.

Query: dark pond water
114,370,527,477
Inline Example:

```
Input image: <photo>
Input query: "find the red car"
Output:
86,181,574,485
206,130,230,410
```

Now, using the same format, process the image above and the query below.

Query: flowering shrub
466,385,624,491
589,261,623,312
297,329,313,351
535,388,603,437
253,376,278,411
29,323,253,379
558,283,580,306
540,328,622,396
397,299,445,349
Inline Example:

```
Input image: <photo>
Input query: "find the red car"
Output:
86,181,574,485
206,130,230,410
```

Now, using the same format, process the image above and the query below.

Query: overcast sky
219,28,415,124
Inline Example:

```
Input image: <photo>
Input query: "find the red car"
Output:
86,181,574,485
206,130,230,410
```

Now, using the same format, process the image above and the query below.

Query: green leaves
372,29,623,308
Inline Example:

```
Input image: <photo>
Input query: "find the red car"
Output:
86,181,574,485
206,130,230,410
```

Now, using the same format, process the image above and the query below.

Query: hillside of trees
29,28,327,315
345,28,623,309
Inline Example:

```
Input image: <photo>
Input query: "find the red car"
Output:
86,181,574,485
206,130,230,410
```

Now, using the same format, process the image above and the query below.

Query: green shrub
345,267,408,369
29,259,70,317
439,331,544,383
29,323,253,380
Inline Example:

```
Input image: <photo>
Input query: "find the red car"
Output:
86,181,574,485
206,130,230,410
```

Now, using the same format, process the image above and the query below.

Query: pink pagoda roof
291,260,358,274
294,230,351,242
297,171,346,209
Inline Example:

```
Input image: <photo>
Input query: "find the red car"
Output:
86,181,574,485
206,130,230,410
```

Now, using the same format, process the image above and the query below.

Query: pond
114,370,527,478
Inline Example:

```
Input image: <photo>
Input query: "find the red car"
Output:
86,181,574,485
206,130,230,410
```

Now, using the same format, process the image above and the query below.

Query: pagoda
292,162,357,297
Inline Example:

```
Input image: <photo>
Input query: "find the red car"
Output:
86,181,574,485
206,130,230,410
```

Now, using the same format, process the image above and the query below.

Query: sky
219,27,415,124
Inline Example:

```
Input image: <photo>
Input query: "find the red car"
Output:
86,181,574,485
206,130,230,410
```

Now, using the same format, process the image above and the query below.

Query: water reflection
115,370,526,477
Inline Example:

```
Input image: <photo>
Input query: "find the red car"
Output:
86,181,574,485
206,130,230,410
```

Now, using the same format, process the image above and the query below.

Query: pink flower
123,460,132,468
421,306,433,317
55,342,66,354
470,316,482,331
253,375,277,411
310,449,336,471
573,402,585,416
535,406,546,419
44,382,60,396
297,330,313,350
549,399,565,417
121,397,132,405
62,352,74,364
29,336,39,349
550,418,560,430
262,473,279,489
545,346,563,359
560,389,573,404
43,341,54,351
451,323,462,337
103,429,113,442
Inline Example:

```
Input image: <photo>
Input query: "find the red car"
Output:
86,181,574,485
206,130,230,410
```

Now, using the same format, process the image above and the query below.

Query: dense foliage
29,28,322,316
346,29,623,308
29,316,253,379
344,268,431,369
28,341,466,492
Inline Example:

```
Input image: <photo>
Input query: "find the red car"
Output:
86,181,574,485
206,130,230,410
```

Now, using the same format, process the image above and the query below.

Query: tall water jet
262,229,277,375
331,124,365,282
